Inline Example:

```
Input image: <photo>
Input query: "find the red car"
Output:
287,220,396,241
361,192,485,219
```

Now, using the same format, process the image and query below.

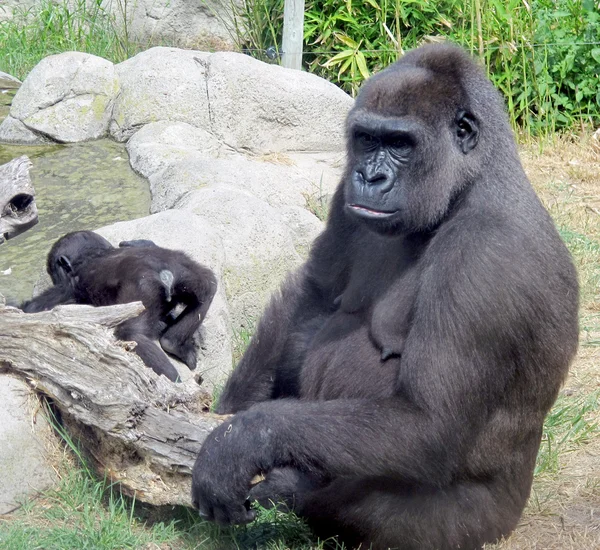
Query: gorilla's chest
299,280,414,400
299,233,423,400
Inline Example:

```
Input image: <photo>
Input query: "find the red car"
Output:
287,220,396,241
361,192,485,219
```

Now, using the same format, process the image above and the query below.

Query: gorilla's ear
455,111,479,154
57,255,73,275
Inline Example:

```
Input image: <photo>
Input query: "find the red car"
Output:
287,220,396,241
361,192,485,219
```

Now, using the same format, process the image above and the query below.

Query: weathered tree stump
0,156,38,244
0,301,226,506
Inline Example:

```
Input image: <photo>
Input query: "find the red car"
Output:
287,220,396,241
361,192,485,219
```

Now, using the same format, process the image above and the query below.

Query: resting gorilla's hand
191,412,271,525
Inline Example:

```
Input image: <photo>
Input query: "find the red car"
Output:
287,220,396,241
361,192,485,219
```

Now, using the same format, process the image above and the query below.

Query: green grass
0,468,177,550
0,0,143,81
232,318,258,365
535,390,600,476
0,405,332,550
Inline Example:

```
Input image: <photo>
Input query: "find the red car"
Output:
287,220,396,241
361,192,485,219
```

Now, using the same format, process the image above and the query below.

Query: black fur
191,43,579,549
22,231,217,382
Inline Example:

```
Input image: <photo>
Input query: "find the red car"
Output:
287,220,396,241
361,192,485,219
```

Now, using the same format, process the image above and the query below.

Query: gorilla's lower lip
347,204,398,219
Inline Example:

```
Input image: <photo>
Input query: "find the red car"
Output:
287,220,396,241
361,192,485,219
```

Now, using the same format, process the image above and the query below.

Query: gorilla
190,43,580,549
22,231,217,382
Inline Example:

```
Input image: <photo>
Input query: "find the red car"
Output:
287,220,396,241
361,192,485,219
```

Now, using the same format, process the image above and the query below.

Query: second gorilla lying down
22,231,217,381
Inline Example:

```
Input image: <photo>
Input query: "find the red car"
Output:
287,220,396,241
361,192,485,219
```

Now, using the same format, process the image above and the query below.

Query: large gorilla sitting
191,43,579,549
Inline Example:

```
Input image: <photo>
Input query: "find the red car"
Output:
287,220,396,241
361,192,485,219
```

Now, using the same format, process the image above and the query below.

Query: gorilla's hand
191,413,269,525
248,467,322,511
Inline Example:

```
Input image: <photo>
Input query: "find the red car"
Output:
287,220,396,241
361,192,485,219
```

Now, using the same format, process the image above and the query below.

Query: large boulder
110,48,352,151
0,375,57,514
0,52,118,144
126,119,343,220
2,47,353,155
110,48,211,142
207,52,352,153
126,121,223,180
99,0,237,50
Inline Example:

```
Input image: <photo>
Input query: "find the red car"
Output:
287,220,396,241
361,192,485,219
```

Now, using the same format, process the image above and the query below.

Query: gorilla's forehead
346,108,423,136
355,65,465,121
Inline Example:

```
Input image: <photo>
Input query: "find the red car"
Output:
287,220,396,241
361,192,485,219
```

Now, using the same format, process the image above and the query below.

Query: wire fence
242,41,600,56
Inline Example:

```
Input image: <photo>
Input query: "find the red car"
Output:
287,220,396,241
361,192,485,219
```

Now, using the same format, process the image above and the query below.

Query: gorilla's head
343,43,510,235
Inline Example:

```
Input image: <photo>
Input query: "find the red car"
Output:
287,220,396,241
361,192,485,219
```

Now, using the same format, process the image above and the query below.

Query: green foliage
0,0,142,80
233,0,600,134
528,0,600,132
219,0,285,63
303,0,458,94
535,390,599,475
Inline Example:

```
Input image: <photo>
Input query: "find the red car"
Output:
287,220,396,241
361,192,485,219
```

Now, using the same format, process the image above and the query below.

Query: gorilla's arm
193,361,507,526
216,268,333,414
21,284,75,312
217,194,351,414
119,239,158,248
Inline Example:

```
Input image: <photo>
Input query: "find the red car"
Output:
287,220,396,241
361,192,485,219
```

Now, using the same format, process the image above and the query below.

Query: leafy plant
233,0,600,134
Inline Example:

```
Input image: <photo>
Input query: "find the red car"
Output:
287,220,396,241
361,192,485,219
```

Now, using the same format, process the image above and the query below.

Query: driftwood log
0,301,226,506
0,156,38,244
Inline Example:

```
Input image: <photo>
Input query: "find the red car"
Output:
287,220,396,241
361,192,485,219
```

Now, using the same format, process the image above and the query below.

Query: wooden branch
0,155,38,243
0,302,226,506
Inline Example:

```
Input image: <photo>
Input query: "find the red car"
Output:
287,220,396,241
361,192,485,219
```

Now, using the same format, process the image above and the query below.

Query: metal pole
281,0,305,70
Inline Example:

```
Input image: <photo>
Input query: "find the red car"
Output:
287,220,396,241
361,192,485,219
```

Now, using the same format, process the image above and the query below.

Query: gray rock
279,205,325,256
0,71,21,89
96,211,233,390
0,375,57,514
127,121,223,180
0,52,118,143
147,154,318,213
99,0,237,50
174,185,303,326
4,47,352,156
110,48,211,142
126,121,345,214
0,116,47,144
111,48,352,152
207,52,353,153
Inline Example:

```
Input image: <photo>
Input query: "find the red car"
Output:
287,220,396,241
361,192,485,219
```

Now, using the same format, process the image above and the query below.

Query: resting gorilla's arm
216,200,351,414
21,284,75,312
216,268,332,414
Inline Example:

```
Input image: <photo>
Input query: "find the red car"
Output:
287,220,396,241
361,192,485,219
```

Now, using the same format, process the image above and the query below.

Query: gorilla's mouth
347,204,398,220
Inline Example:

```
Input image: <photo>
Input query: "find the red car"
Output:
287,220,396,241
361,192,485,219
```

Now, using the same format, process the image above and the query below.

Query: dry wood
0,155,38,243
0,301,226,506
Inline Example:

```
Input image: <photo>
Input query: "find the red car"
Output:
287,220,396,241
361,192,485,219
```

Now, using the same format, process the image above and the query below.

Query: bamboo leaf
334,32,359,49
323,49,354,67
356,50,370,79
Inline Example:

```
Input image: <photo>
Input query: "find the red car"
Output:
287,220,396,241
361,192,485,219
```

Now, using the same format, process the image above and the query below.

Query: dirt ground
486,135,600,550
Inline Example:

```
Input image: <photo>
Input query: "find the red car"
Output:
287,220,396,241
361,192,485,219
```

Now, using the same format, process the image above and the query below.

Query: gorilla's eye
387,134,413,150
355,131,377,148
456,119,472,138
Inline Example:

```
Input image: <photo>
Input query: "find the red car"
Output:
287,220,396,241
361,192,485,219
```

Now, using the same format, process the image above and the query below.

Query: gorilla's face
343,65,479,235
